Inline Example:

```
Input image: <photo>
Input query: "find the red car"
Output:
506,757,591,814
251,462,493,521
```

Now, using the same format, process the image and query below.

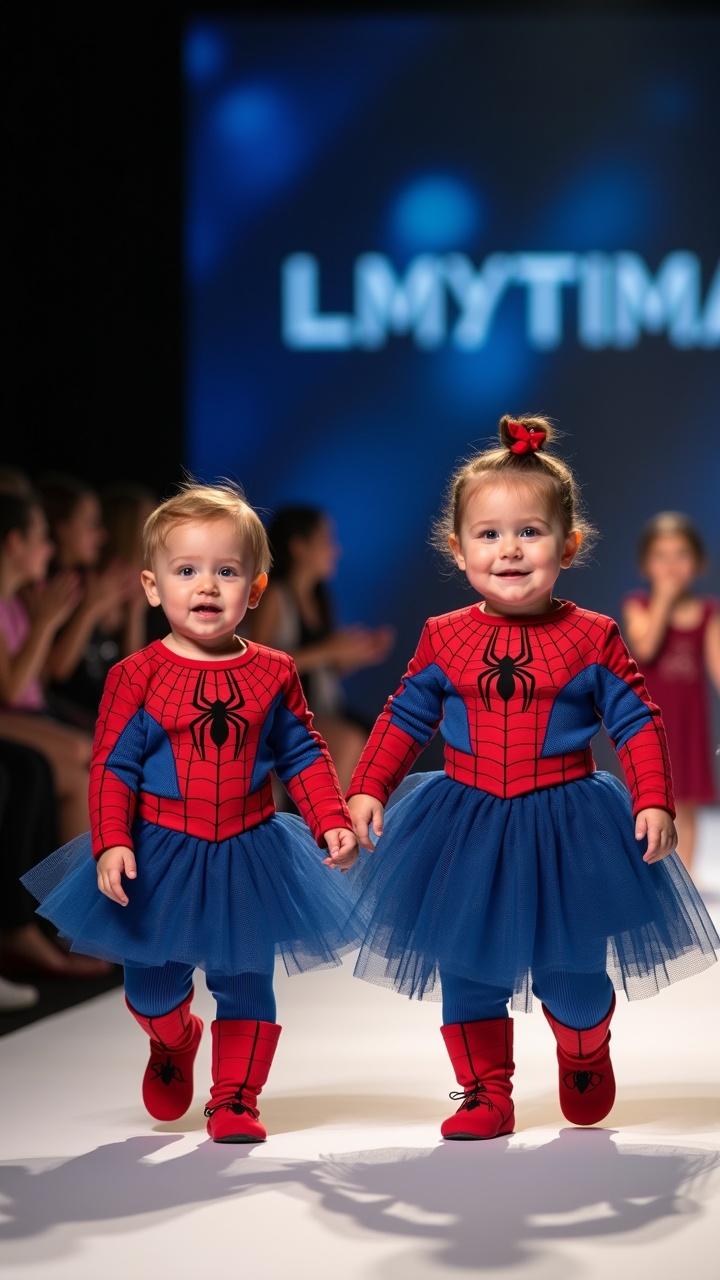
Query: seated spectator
0,467,34,498
0,489,92,844
0,747,38,1011
248,505,394,791
100,482,162,649
0,738,108,981
36,473,138,729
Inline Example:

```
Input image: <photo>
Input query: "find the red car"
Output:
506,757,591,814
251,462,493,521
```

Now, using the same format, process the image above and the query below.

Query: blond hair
432,414,597,565
143,481,271,575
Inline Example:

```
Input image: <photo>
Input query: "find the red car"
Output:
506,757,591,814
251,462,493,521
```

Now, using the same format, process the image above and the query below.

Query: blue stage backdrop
185,15,719,719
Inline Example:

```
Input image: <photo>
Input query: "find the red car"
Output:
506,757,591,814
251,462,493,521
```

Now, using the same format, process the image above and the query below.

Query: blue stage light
213,83,304,189
544,165,654,247
389,174,483,252
432,314,535,411
184,26,225,84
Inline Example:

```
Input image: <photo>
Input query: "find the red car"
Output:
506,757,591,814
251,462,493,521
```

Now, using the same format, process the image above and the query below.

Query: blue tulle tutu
345,770,719,1009
22,815,359,976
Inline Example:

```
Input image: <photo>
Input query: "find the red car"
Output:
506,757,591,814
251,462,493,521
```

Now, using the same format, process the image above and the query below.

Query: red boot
440,1018,515,1140
204,1019,282,1143
126,991,204,1122
543,993,616,1126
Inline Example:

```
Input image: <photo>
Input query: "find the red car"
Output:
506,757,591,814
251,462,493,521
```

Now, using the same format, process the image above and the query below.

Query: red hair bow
506,420,547,455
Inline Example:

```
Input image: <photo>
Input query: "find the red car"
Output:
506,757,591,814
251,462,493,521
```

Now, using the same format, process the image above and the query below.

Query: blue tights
124,962,277,1022
441,968,614,1030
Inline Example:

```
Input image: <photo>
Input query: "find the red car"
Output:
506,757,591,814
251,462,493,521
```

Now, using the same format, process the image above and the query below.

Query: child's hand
635,808,677,863
348,794,384,852
96,845,137,905
322,827,358,872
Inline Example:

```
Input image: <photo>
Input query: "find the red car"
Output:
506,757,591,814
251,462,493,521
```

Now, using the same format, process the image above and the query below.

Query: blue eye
218,567,237,577
520,527,541,538
178,566,195,576
478,530,498,540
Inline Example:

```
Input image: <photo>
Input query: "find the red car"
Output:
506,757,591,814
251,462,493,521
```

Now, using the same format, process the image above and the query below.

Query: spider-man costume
345,597,718,1138
31,638,358,982
90,638,352,854
346,599,717,1008
22,636,359,1142
348,600,673,815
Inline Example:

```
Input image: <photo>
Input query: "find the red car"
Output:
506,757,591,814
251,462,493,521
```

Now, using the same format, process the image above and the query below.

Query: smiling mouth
494,571,530,578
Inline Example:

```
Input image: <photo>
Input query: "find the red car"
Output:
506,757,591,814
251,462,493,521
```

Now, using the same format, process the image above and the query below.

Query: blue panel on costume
594,665,653,747
106,710,182,799
390,662,470,749
250,691,282,791
106,711,145,792
269,699,322,783
542,664,652,757
438,692,472,753
142,712,183,798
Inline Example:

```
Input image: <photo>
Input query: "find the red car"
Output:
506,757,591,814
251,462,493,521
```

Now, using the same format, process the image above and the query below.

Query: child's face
141,518,267,651
449,479,579,615
58,494,106,567
643,534,699,593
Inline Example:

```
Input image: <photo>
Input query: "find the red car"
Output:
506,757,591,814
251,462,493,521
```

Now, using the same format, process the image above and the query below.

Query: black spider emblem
150,1056,185,1086
564,1069,603,1094
478,628,535,711
190,669,248,760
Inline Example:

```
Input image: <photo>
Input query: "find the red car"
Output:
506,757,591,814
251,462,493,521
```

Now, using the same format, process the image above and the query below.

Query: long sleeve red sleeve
347,623,443,805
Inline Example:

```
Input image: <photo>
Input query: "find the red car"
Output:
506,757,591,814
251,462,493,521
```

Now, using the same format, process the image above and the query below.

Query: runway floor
2,813,719,1280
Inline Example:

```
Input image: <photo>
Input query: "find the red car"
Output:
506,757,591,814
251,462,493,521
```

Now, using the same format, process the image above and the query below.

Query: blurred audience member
0,467,34,497
36,473,138,728
623,512,720,872
249,505,394,790
0,738,107,983
101,482,162,648
0,489,91,843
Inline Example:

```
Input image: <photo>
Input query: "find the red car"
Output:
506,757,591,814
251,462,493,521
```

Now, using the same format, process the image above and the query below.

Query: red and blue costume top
89,639,353,858
348,600,675,818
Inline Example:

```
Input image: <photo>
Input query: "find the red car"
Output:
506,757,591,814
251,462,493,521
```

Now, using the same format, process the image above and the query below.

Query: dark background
5,4,719,723
4,8,183,493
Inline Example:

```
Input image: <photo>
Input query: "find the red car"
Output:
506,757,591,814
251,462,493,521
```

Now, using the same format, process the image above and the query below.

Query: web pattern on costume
348,604,674,816
89,642,351,856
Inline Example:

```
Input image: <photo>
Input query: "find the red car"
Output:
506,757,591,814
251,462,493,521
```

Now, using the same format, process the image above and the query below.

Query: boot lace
204,1087,259,1120
449,1082,494,1112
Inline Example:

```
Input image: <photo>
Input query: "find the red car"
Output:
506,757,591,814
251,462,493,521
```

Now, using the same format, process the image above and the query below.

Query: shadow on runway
1,1126,718,1272
156,1091,445,1135
152,1082,720,1137
519,1083,720,1133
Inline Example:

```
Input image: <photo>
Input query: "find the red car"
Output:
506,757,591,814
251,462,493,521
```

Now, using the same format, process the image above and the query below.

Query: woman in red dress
623,513,720,871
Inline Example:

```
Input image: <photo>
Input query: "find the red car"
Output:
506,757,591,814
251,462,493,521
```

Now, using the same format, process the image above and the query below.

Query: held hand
348,794,385,852
635,809,677,863
96,845,137,905
322,827,359,872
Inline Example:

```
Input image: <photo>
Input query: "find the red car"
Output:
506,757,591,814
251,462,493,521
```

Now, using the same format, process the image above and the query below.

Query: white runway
2,813,719,1280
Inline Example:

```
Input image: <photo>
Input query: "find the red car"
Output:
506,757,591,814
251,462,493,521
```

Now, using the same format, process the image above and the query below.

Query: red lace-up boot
543,993,616,1126
440,1018,515,1140
126,991,204,1121
204,1019,282,1143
